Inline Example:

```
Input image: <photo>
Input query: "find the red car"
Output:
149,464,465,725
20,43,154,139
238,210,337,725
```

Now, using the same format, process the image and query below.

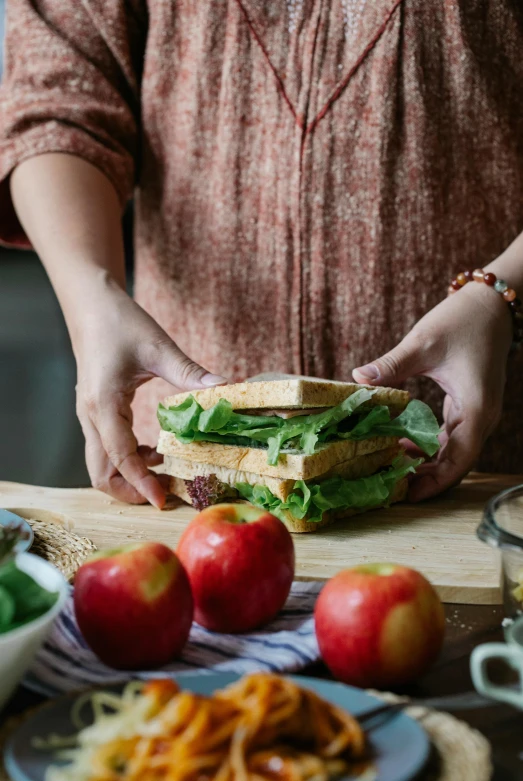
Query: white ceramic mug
470,616,523,710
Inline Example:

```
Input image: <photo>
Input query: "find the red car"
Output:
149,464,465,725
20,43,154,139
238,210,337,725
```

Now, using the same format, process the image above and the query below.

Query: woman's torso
132,0,523,472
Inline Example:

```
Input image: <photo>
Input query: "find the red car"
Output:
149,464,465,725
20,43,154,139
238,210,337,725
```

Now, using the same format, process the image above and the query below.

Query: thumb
150,339,227,391
352,333,423,387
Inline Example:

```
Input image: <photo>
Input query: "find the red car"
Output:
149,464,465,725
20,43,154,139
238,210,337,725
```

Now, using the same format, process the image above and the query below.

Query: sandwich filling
236,455,421,522
180,454,421,522
158,388,440,466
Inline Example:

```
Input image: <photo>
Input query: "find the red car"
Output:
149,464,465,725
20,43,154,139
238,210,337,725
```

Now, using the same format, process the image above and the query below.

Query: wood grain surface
1,473,520,605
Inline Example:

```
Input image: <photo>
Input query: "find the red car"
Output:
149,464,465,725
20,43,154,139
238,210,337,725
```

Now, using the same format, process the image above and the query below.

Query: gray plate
5,672,430,781
0,510,33,554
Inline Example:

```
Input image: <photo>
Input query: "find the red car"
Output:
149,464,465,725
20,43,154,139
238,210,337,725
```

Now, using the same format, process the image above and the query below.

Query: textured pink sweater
1,1,522,471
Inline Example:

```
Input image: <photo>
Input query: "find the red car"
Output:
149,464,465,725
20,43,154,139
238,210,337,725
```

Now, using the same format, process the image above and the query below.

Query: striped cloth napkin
25,581,322,697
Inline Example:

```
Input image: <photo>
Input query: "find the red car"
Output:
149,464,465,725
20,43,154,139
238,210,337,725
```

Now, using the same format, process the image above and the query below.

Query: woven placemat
370,692,492,781
0,693,492,781
29,520,96,582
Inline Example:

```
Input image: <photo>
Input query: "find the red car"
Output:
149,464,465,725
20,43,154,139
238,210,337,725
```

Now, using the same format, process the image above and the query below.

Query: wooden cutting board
0,474,519,605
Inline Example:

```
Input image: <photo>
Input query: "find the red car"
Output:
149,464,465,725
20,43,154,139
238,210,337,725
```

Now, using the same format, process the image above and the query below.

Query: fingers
79,399,166,508
398,437,432,460
81,414,151,505
74,300,224,506
411,378,503,502
156,472,171,492
137,445,164,467
352,329,428,387
145,339,227,391
408,415,483,502
95,405,167,509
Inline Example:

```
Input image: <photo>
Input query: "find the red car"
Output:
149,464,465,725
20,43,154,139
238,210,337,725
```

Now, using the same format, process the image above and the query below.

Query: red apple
74,542,193,670
177,503,295,633
315,563,445,688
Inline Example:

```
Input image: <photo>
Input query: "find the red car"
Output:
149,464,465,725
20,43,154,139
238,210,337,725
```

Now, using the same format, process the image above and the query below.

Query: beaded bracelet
447,268,523,347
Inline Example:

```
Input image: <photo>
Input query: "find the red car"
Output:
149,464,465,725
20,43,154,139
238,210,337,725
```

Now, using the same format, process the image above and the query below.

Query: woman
1,1,522,509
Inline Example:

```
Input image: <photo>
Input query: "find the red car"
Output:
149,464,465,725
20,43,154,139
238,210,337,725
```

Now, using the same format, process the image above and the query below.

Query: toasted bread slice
158,430,399,481
167,474,408,534
163,445,400,502
168,477,194,507
162,378,409,413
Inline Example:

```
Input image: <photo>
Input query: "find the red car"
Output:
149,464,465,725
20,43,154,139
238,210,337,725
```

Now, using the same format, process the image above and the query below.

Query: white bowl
0,553,68,711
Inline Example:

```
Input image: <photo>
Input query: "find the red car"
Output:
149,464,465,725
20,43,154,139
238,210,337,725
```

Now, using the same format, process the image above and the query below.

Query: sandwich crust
163,445,400,502
158,431,400,481
162,378,409,412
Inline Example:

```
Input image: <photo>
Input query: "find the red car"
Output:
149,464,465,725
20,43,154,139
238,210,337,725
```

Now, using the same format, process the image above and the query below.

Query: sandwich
157,378,440,533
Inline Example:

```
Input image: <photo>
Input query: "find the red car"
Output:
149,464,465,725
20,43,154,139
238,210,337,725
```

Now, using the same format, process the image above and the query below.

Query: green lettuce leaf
158,388,375,465
235,484,284,517
296,388,375,454
158,391,440,464
157,397,202,442
0,560,58,635
236,456,423,523
0,585,15,633
198,399,234,432
348,400,441,456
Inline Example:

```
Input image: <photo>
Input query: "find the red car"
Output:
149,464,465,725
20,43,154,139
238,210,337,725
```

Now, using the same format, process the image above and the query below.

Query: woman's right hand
74,277,226,509
10,154,226,510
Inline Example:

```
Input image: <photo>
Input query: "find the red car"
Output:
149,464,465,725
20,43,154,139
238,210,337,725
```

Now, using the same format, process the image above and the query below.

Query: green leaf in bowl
0,560,59,635
0,585,15,633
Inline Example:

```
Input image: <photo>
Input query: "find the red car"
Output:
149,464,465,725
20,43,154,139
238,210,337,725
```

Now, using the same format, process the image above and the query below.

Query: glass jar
477,484,523,618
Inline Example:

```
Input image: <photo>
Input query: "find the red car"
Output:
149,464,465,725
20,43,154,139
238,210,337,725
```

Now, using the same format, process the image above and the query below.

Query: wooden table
1,476,523,778
0,474,518,604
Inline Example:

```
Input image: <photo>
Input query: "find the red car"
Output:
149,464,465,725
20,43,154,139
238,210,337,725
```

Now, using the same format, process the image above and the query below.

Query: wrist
62,267,129,349
484,247,523,294
457,276,514,344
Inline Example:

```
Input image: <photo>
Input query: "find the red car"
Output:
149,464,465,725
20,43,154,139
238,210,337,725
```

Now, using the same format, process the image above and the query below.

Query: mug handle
470,643,523,710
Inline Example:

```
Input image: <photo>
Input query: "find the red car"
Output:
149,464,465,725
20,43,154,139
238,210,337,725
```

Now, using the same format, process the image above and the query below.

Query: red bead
463,270,474,282
451,279,461,290
483,272,497,286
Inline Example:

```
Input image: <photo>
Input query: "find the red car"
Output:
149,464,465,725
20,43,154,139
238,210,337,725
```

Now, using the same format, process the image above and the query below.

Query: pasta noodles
45,673,367,781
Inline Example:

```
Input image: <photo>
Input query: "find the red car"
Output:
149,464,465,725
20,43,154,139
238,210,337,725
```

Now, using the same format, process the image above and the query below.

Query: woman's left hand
353,281,513,501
